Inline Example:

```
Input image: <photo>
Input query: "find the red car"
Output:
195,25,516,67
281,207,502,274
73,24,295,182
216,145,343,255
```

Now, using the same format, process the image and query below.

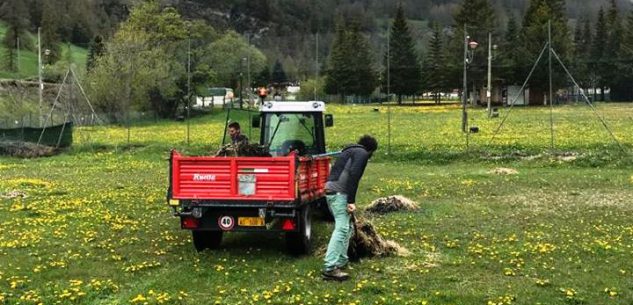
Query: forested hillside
2,0,631,47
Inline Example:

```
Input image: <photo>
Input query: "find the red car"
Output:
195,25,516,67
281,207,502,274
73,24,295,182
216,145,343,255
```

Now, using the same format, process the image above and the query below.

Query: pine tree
618,10,633,100
271,59,288,86
325,20,352,100
579,19,593,92
500,14,523,86
383,5,422,104
0,0,30,72
423,21,446,104
86,35,105,72
253,65,271,87
449,0,496,93
453,0,496,37
346,20,377,98
604,0,626,101
520,0,571,103
325,18,376,101
572,18,591,90
40,0,62,65
590,8,607,101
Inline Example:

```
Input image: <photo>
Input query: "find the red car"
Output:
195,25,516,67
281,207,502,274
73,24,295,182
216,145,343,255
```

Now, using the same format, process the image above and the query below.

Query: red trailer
167,101,334,254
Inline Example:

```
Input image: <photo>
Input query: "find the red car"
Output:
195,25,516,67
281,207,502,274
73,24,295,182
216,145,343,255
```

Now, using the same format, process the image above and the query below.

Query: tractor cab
222,101,333,156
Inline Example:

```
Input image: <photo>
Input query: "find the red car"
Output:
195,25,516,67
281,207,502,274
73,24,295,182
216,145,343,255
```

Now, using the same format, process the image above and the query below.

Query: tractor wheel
192,230,223,252
286,205,313,255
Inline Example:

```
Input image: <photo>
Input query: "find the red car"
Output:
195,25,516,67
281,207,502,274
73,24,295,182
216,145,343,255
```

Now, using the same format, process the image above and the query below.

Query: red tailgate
171,151,296,201
297,156,330,202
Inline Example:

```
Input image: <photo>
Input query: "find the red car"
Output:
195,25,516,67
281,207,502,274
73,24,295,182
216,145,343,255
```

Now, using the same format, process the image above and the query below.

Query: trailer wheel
192,230,223,252
286,205,312,255
316,197,334,222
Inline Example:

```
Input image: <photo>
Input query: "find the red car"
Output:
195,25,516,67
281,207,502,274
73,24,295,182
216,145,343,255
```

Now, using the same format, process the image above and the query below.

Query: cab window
264,113,317,156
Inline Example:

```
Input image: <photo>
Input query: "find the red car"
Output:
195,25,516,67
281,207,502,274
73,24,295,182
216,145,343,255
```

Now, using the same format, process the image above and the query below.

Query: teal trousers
323,193,353,272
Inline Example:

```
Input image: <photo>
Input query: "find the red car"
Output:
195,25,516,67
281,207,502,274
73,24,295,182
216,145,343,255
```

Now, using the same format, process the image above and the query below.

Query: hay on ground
366,195,419,214
1,190,28,199
488,167,519,175
0,141,58,158
215,143,271,157
347,215,409,261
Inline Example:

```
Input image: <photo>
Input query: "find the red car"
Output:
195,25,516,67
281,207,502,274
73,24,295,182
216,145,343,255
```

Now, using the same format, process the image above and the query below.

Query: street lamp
462,30,478,133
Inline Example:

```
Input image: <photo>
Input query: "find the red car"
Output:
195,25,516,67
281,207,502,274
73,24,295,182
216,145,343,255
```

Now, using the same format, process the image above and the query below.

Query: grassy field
1,103,633,305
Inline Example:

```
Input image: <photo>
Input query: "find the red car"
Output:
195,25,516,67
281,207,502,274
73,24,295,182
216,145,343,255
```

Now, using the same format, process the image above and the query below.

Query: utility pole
387,26,391,156
247,34,251,106
548,20,554,150
461,25,468,133
486,32,492,118
315,32,319,101
187,37,191,145
38,28,43,127
17,37,20,74
239,59,244,109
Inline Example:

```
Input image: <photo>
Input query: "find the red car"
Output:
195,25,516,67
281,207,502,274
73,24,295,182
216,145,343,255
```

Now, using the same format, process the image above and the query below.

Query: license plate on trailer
238,217,265,227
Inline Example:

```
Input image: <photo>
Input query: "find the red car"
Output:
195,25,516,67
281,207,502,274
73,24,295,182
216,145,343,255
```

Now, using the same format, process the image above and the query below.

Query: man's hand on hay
347,204,356,213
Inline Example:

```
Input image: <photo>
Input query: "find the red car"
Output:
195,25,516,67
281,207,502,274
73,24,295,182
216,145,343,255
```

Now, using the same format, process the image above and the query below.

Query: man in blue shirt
322,135,378,281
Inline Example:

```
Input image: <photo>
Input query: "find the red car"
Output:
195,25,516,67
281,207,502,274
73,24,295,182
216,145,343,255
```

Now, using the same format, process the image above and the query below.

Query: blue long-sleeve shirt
325,144,370,204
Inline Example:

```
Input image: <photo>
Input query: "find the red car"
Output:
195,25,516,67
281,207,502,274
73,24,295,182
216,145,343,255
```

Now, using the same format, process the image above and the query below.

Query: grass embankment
0,22,88,79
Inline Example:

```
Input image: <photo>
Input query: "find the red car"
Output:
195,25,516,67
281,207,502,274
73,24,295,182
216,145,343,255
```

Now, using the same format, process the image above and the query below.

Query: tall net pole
548,20,555,150
387,26,392,156
461,25,469,133
38,28,43,127
314,32,319,101
187,37,191,145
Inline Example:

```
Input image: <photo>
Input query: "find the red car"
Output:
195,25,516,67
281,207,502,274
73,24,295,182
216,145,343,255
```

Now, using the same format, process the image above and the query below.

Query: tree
423,21,446,104
383,5,422,104
324,20,352,99
86,35,105,72
618,10,633,101
324,18,377,101
520,0,571,103
448,0,496,94
271,59,289,86
204,31,267,89
578,19,594,93
346,21,377,98
87,1,191,119
499,14,524,86
40,0,62,65
297,77,325,101
253,65,271,87
604,0,627,101
590,7,607,101
571,18,591,91
0,0,30,72
453,0,496,42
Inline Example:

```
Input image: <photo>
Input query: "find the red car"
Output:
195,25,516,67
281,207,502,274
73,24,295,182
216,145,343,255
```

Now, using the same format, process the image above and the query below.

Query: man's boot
322,268,349,281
